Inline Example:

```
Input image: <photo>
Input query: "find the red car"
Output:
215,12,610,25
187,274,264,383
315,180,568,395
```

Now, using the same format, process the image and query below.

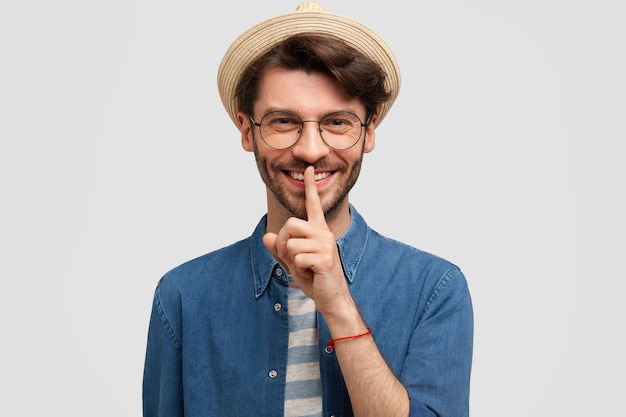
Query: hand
263,166,350,314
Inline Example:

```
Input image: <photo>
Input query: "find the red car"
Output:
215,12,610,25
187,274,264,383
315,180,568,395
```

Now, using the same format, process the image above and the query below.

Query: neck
265,196,352,240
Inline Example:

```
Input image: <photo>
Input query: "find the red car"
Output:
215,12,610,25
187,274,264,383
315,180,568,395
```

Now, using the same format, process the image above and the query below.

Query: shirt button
268,369,278,379
325,346,333,354
274,303,282,312
275,268,283,276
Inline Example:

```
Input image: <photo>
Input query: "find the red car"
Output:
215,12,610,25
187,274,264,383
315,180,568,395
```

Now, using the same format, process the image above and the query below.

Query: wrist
321,295,368,340
327,327,372,353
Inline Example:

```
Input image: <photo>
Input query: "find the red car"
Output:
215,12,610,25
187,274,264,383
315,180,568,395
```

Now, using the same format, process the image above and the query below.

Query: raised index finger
304,165,326,226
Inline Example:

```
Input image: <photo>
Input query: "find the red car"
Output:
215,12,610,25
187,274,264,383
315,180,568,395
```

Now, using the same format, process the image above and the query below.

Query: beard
252,139,364,221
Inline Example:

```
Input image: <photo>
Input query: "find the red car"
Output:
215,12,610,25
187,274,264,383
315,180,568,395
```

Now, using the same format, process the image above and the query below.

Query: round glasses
249,110,370,150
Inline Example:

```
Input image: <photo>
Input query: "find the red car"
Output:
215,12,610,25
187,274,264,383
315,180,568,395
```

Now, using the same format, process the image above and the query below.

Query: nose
290,121,330,163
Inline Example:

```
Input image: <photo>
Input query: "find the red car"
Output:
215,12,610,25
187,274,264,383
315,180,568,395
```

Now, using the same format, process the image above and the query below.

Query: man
142,3,473,417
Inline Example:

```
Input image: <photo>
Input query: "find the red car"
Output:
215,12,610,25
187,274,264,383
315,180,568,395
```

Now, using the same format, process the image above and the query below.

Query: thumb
263,232,278,258
263,232,292,275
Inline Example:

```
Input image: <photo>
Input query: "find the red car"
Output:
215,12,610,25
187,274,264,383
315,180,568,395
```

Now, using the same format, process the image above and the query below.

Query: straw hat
217,2,401,129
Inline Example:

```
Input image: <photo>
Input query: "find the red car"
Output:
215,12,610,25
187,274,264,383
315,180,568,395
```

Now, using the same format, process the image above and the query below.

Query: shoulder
364,227,470,298
157,237,251,293
370,228,460,272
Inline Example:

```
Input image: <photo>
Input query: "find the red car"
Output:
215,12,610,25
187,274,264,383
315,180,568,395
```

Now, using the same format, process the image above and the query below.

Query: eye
264,112,301,131
321,113,359,132
327,118,348,126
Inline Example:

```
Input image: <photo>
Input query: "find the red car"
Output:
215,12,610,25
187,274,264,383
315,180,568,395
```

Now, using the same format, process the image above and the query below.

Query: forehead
255,68,365,116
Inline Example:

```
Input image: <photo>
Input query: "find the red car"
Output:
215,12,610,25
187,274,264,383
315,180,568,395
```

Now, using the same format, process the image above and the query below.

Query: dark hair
235,34,392,120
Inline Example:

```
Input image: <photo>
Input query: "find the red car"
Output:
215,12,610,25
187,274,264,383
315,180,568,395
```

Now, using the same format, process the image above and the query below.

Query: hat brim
217,8,401,130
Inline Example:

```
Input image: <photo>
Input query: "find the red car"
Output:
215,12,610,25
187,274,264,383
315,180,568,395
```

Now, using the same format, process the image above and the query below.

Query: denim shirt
143,206,473,417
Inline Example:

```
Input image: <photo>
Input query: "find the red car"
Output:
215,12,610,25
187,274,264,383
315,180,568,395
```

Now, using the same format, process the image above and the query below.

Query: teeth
289,171,331,181
314,171,331,181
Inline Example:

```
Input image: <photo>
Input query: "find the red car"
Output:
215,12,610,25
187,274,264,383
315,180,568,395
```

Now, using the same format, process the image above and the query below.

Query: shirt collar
250,204,369,298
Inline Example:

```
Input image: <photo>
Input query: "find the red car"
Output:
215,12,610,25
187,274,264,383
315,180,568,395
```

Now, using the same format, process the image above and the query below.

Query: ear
363,115,377,153
238,111,254,152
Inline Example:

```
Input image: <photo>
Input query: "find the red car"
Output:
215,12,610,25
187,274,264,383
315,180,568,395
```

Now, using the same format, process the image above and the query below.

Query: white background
1,0,624,415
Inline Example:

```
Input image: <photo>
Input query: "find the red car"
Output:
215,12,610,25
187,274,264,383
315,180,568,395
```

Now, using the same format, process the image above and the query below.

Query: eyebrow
259,108,364,118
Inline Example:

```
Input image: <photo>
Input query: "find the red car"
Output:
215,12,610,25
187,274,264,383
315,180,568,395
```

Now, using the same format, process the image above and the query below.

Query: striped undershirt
284,279,323,417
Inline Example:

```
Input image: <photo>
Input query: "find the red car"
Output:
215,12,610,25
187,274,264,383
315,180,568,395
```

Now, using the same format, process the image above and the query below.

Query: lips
288,170,332,181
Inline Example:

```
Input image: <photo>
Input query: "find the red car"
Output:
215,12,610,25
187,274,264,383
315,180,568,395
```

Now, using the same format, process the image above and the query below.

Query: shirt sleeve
403,266,474,417
142,280,184,417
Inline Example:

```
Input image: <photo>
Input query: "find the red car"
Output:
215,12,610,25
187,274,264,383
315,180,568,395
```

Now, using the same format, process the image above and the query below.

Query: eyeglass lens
258,111,364,150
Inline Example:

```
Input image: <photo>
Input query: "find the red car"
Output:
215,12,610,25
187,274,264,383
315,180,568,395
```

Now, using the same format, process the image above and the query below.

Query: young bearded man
142,3,473,416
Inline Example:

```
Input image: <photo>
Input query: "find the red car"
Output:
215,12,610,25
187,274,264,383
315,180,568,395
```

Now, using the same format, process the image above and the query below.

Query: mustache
274,158,346,172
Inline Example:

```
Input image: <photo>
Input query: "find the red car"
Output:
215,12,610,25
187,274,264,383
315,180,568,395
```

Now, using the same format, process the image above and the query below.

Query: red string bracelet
327,327,372,353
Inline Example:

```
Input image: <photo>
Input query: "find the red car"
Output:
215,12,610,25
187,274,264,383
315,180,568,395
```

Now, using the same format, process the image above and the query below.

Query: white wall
1,0,624,415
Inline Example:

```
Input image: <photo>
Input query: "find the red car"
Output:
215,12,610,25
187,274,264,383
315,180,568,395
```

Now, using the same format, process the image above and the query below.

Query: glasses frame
249,110,371,150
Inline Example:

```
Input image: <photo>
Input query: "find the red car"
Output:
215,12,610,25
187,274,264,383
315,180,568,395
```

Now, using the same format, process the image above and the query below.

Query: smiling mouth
288,171,332,181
